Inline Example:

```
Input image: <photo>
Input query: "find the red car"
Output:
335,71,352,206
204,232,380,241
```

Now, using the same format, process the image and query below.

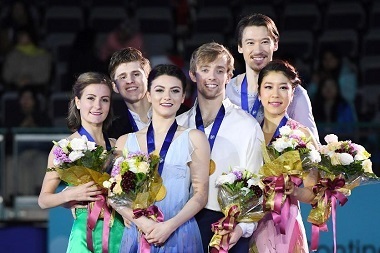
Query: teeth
126,87,138,91
206,84,217,88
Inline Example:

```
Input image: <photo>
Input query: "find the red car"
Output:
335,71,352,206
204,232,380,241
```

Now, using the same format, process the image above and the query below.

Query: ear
189,70,197,83
112,82,120,93
238,45,243,54
273,40,279,52
75,96,80,110
146,91,152,103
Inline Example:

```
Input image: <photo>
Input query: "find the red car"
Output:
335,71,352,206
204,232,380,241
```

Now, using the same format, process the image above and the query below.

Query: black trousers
195,208,250,253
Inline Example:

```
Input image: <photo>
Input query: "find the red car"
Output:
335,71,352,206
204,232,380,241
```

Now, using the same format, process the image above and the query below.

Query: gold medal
155,185,167,201
209,159,216,175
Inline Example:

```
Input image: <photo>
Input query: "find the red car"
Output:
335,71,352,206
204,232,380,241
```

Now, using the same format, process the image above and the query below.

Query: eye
217,69,226,74
172,88,181,93
87,96,95,100
201,68,209,73
102,98,110,102
133,72,140,77
280,85,290,90
155,88,164,92
262,40,270,44
264,85,272,89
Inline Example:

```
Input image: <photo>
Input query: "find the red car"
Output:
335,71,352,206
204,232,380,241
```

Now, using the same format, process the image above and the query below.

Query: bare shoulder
188,128,208,143
115,134,128,151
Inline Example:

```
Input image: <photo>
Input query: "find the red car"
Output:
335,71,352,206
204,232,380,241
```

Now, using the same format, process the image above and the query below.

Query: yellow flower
362,159,373,174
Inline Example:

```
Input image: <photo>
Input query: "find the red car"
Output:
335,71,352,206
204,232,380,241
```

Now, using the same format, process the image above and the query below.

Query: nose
252,42,262,54
94,98,102,108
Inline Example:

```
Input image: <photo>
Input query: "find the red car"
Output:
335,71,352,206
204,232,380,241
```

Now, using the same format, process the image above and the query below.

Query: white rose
354,152,367,161
279,125,292,136
272,138,291,152
339,153,354,165
69,150,85,162
70,137,88,151
308,149,321,163
247,178,259,188
127,159,138,173
215,173,237,186
362,159,373,173
57,139,70,149
87,140,97,151
352,143,365,153
137,162,150,174
103,180,112,188
324,134,338,144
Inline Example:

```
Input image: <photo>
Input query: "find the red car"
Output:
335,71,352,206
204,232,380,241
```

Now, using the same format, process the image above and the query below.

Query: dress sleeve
288,86,320,143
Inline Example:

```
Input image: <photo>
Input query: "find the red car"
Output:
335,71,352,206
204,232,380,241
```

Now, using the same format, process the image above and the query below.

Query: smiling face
190,55,230,100
238,25,278,74
259,71,294,117
112,61,148,104
147,75,185,119
75,83,111,126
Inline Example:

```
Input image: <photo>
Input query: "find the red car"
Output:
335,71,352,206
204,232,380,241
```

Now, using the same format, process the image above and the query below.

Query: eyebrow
154,84,182,89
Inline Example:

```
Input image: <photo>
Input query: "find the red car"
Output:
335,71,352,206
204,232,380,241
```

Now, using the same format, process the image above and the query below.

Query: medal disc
155,185,167,201
209,159,216,175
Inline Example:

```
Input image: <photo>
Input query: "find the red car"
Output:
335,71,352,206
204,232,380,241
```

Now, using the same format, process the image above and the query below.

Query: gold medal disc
209,159,216,175
155,185,167,201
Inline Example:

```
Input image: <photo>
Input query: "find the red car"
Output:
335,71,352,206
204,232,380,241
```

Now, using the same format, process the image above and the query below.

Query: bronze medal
155,185,167,201
209,159,216,175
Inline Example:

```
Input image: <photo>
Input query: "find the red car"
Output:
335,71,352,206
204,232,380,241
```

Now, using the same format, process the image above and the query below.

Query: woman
38,72,124,252
113,64,210,253
251,60,319,253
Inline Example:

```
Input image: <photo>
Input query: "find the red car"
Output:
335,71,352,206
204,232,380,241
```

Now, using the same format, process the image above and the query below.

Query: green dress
66,207,124,253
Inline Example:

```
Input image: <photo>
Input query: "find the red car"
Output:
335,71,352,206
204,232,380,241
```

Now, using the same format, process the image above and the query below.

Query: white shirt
129,107,152,130
176,98,264,237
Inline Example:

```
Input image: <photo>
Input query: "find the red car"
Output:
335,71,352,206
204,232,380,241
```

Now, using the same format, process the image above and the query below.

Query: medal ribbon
261,114,289,145
78,126,111,151
241,75,262,118
147,120,178,175
195,104,225,151
124,107,139,132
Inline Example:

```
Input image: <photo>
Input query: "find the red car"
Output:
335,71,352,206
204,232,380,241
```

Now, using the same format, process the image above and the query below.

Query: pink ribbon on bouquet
310,177,348,253
209,205,240,253
133,205,164,253
263,174,302,234
86,194,111,253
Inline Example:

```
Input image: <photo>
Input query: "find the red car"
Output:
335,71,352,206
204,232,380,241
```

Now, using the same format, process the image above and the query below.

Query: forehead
197,54,228,68
82,83,111,95
242,25,273,40
114,61,145,76
262,71,290,83
151,75,182,87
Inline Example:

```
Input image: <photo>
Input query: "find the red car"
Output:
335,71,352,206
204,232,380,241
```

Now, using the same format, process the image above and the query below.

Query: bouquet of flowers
308,134,380,252
47,135,113,186
260,124,321,234
47,135,115,253
103,150,163,251
209,167,264,253
103,149,162,210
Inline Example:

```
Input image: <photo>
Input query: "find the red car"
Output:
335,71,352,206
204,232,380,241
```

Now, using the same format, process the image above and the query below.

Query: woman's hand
144,221,175,246
63,181,103,203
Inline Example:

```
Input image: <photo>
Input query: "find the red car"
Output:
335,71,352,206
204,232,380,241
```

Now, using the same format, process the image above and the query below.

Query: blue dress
119,129,204,253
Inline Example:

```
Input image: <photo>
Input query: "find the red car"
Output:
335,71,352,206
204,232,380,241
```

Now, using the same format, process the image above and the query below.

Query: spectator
1,27,52,92
308,46,358,106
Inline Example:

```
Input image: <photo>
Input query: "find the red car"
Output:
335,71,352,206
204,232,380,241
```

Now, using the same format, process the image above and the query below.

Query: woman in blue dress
113,64,210,253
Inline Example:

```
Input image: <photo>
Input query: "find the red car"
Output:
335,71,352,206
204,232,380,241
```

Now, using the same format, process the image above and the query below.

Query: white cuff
237,222,258,238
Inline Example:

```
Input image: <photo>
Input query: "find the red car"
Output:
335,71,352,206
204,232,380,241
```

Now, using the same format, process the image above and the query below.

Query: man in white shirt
226,13,319,142
107,47,152,138
177,42,264,252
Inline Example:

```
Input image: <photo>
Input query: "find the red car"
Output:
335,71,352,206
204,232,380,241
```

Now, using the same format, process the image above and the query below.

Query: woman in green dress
38,72,124,252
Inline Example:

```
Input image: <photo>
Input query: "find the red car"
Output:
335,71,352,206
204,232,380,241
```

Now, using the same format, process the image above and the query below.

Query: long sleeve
288,85,320,143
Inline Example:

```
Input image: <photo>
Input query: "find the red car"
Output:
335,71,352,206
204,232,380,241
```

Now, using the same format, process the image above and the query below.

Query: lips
160,103,173,107
91,112,103,115
205,84,218,88
126,86,138,91
269,102,282,107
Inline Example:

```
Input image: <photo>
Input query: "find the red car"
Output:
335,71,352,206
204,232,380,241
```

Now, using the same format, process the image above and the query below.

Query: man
177,42,264,252
226,13,319,141
107,47,152,138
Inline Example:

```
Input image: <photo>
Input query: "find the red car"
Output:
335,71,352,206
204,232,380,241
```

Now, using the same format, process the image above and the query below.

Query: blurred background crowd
0,0,379,216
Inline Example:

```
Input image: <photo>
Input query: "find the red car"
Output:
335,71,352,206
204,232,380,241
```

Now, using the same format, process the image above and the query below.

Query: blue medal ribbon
78,126,111,151
195,104,225,151
124,107,139,132
261,114,290,145
146,120,178,175
241,75,262,118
